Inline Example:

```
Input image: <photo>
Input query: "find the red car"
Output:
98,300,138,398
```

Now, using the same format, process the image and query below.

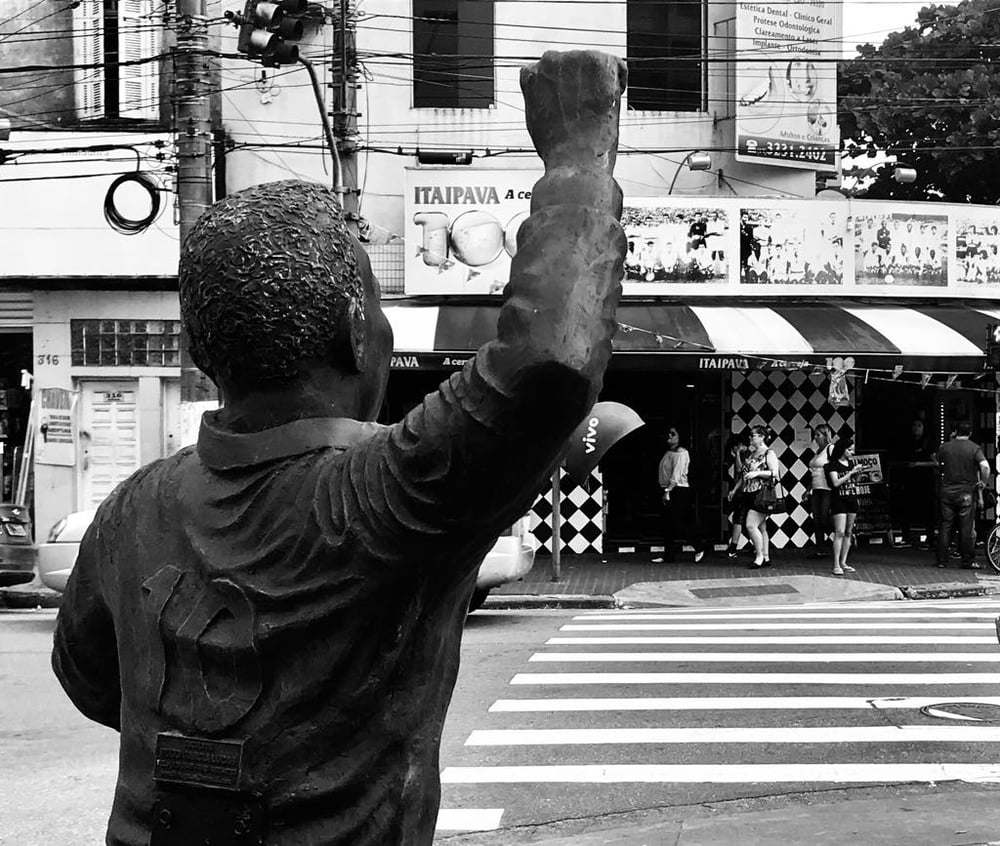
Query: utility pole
174,0,219,408
330,0,358,223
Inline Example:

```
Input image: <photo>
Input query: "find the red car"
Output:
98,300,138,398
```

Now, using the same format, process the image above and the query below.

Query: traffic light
985,324,1000,371
238,0,307,67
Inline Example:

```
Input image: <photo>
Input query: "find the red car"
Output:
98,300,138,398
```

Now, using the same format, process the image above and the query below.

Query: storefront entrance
600,371,725,548
858,378,997,544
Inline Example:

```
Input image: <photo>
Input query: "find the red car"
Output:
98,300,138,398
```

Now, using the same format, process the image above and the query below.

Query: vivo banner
734,0,842,170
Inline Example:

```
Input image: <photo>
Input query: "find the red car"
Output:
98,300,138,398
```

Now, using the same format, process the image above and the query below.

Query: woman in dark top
827,435,861,575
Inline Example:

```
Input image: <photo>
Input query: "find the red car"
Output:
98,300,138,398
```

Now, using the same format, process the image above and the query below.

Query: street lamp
667,151,712,194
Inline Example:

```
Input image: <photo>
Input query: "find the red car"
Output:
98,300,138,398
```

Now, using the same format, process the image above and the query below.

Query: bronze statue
52,50,627,845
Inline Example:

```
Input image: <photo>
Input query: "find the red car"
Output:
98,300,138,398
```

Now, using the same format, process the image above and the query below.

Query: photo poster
852,452,892,537
955,208,1000,289
36,386,77,467
853,209,948,287
621,200,732,291
740,204,846,286
401,178,1000,299
404,169,538,295
734,0,841,170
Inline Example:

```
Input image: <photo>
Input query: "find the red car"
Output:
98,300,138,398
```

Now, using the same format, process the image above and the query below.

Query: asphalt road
3,602,1000,845
438,601,1000,843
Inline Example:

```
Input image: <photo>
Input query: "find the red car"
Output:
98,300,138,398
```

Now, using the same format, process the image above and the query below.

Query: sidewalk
489,542,1000,608
438,783,1000,846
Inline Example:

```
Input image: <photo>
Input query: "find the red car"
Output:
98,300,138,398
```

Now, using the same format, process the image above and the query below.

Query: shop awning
382,300,1000,373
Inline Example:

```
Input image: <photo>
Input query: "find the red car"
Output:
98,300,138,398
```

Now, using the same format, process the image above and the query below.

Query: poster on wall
404,169,537,295
955,214,1000,287
734,1,841,170
403,185,1000,298
853,210,948,286
739,205,845,285
36,387,76,467
622,203,730,286
852,452,892,538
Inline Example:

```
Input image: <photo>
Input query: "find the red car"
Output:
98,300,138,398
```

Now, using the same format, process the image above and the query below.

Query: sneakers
651,557,664,563
726,543,738,559
961,562,983,570
694,550,705,563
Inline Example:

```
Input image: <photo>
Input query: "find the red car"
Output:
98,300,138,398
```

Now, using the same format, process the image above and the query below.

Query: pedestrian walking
655,425,708,563
730,425,780,569
725,432,749,558
808,423,834,558
935,420,990,570
826,435,860,575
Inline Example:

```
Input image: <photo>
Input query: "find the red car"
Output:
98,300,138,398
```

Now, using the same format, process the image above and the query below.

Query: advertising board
403,171,1000,299
734,1,841,171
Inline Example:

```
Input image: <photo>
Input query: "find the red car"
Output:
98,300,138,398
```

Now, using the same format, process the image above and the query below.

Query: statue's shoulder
93,447,199,528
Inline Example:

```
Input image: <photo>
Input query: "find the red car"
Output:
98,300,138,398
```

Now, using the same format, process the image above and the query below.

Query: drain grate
689,583,800,598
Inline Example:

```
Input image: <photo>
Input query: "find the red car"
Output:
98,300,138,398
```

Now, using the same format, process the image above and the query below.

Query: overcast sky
842,1,929,55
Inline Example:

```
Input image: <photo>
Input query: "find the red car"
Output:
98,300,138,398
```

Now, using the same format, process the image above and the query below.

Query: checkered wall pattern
529,468,604,554
731,370,856,550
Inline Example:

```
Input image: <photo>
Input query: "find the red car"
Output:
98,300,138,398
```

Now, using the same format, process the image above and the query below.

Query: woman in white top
808,424,834,558
655,425,707,564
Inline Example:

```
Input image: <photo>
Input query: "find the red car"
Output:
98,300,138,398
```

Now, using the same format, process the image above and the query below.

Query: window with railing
627,0,704,112
413,0,494,108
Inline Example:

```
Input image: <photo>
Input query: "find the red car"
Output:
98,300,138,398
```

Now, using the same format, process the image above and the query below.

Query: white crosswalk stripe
438,598,1000,833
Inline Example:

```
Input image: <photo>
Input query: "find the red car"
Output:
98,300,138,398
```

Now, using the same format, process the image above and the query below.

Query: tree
839,0,1000,204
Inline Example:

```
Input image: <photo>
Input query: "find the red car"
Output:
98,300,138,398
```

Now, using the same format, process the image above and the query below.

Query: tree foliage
838,0,1000,203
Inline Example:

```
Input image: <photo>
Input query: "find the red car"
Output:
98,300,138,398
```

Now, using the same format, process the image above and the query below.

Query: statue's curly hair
179,180,363,392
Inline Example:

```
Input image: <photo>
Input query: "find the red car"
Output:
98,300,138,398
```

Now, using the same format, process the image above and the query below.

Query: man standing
51,50,627,846
935,420,990,570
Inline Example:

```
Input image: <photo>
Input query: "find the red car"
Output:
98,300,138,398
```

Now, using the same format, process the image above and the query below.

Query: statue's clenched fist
520,50,627,176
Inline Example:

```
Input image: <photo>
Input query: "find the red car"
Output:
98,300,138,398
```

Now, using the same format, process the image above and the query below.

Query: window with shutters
412,0,494,108
72,0,160,122
626,0,705,112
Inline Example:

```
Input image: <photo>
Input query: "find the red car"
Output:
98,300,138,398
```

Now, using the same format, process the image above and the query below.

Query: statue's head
179,180,392,415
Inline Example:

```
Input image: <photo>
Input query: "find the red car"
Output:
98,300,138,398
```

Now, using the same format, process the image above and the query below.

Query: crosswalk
436,598,1000,836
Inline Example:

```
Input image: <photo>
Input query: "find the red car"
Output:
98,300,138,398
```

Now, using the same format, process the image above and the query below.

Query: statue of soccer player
52,49,627,845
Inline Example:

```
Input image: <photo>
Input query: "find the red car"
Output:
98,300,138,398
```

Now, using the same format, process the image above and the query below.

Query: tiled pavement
494,542,999,598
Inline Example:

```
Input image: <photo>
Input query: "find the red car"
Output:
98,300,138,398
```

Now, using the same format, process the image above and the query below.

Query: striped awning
382,300,1000,372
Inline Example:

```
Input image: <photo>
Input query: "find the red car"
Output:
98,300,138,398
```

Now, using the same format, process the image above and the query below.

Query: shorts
831,494,859,516
737,490,760,520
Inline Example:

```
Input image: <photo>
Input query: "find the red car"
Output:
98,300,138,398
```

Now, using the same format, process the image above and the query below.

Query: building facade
3,0,998,556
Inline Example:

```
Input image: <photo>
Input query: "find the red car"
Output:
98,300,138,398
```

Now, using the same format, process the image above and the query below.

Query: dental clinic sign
405,169,538,294
734,0,841,170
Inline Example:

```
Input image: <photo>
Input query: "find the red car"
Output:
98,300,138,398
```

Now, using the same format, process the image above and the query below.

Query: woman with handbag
807,423,834,559
826,435,861,575
731,425,781,569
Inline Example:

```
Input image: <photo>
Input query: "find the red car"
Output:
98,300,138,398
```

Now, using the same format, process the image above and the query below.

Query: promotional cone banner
563,401,645,483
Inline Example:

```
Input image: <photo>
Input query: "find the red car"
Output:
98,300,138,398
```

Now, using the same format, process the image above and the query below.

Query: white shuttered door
119,0,159,120
80,382,140,509
72,0,104,120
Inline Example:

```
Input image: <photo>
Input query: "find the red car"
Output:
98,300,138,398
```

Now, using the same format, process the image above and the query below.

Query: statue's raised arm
351,51,629,561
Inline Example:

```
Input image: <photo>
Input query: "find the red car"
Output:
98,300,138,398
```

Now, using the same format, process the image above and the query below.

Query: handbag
753,480,789,514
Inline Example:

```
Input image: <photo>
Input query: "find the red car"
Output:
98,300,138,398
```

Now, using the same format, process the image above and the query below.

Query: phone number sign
738,136,837,168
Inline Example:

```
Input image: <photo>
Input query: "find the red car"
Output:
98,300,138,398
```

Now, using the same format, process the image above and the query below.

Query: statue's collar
197,410,386,471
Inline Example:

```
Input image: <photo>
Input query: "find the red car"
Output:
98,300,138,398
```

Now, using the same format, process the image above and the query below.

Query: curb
0,583,62,610
482,583,1000,610
901,581,1000,600
482,594,615,610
